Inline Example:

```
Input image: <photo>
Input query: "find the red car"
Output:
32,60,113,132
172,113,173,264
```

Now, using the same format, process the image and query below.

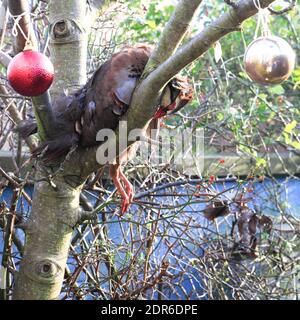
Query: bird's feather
18,44,193,164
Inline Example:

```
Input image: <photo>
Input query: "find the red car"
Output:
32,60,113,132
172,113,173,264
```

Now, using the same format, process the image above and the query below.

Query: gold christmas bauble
244,36,296,85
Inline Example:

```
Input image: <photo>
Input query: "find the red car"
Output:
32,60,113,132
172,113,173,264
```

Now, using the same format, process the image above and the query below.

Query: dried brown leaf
203,200,229,221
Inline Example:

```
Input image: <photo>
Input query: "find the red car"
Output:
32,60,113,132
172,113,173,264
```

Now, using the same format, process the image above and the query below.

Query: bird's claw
118,169,134,215
110,165,134,216
120,197,130,215
120,186,134,215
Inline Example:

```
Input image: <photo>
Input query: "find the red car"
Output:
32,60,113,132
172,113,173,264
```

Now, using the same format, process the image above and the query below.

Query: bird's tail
31,133,79,162
17,119,38,138
16,120,78,163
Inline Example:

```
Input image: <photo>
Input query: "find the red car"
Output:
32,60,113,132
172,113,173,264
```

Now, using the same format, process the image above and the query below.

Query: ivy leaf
203,200,229,220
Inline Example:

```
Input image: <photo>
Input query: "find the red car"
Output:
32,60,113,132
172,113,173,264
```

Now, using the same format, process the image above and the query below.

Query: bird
18,44,193,214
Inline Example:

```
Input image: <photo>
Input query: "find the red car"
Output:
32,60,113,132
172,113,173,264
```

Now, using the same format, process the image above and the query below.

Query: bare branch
0,49,11,68
31,93,55,141
0,84,37,150
224,0,239,9
136,0,277,103
7,0,38,53
48,0,117,98
147,0,203,68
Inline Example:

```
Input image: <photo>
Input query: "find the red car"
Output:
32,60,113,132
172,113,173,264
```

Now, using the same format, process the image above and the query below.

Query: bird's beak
167,77,193,115
153,76,193,119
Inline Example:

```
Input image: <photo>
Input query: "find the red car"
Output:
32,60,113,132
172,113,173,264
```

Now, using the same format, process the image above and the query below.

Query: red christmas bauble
7,49,54,96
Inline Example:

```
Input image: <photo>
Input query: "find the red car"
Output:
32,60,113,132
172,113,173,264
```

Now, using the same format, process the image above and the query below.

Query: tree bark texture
13,168,82,300
48,0,89,97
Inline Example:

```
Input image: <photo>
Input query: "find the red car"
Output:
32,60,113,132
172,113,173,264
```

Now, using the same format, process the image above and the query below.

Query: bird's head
153,76,193,119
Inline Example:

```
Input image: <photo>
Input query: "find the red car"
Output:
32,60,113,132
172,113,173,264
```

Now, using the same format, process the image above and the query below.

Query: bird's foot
119,171,134,215
110,165,134,215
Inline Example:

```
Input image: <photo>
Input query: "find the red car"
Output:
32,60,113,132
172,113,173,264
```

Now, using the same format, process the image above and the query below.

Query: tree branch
48,0,88,97
146,0,203,68
224,0,239,9
7,0,38,53
130,0,277,126
70,0,277,178
0,50,10,67
0,84,37,150
31,93,56,141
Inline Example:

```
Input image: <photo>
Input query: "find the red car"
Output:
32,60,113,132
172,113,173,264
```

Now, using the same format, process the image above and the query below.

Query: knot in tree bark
20,257,63,284
50,17,85,44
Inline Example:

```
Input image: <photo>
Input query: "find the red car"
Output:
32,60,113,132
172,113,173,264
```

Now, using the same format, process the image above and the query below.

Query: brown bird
19,44,193,214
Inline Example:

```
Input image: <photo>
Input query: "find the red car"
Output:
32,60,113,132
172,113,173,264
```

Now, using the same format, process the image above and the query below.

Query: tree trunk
13,168,82,300
12,0,89,300
48,0,88,97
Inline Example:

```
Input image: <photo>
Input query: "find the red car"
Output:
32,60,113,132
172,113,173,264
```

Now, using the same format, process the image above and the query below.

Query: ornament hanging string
253,0,271,39
10,11,36,50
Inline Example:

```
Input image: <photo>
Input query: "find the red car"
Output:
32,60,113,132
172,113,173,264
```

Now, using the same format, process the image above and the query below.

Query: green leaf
258,93,268,100
284,120,297,134
291,140,300,151
147,20,156,29
256,157,267,168
239,71,248,79
217,112,225,121
293,69,300,77
268,85,285,95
